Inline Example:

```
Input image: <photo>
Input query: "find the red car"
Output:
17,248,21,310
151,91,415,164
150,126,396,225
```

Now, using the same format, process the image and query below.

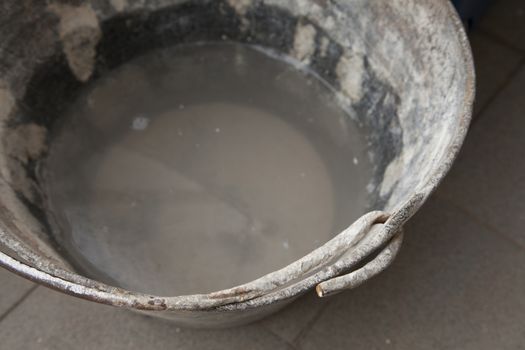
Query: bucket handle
316,229,404,297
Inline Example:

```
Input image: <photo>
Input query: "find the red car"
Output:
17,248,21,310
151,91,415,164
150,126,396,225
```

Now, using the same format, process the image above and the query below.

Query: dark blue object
452,0,493,29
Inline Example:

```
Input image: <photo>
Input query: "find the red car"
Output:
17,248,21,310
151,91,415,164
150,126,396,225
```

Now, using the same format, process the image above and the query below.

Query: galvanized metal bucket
0,0,474,327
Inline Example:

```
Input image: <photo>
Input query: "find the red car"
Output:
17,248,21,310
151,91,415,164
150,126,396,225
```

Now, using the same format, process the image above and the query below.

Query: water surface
42,43,372,295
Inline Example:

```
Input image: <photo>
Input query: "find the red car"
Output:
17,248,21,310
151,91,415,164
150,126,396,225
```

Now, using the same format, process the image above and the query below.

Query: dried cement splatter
336,53,365,102
228,0,252,16
292,23,317,63
48,3,101,82
110,0,128,12
319,37,330,57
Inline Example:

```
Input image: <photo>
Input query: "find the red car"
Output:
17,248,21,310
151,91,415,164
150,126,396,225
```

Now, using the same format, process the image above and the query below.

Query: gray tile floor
1,1,525,348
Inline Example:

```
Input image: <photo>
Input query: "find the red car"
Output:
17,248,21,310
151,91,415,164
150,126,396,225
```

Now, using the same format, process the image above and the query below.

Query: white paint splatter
282,240,289,250
215,128,221,133
353,157,359,165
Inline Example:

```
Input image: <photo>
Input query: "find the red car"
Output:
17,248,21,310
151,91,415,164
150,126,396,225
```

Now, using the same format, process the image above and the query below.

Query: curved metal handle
316,229,404,297
0,210,401,309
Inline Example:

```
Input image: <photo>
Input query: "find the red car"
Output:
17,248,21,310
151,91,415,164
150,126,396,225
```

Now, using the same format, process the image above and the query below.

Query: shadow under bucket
0,0,474,328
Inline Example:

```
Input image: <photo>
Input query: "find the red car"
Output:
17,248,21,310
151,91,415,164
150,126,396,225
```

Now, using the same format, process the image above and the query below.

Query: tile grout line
290,299,333,348
433,192,525,251
261,326,301,350
0,284,38,324
475,27,525,56
470,56,525,126
262,299,330,350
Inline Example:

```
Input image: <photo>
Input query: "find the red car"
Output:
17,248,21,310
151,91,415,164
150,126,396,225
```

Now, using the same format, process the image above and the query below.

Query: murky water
42,43,372,296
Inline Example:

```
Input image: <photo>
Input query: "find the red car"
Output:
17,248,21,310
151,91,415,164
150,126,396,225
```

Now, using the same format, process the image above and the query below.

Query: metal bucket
0,0,474,328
